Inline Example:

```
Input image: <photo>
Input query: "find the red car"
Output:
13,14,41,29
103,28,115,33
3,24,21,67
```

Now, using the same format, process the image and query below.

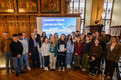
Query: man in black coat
29,33,40,68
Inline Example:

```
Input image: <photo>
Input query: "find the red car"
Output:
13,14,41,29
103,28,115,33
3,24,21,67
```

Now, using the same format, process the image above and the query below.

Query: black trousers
89,58,99,74
31,47,40,68
44,56,49,67
58,53,66,67
104,59,117,77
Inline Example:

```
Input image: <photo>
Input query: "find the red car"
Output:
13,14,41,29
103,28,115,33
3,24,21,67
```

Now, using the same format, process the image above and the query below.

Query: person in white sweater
37,36,44,68
18,33,31,70
41,37,50,70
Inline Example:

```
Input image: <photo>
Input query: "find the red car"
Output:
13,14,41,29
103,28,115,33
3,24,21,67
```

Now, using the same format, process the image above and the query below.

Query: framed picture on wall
40,0,61,13
0,0,15,13
17,0,38,13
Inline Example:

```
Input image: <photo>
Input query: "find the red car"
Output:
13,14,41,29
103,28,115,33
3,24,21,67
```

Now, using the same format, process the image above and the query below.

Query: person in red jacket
74,37,84,69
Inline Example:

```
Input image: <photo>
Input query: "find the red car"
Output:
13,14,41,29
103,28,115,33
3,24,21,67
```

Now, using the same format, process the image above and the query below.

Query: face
86,36,90,41
34,29,37,34
111,37,116,43
40,37,43,41
13,36,18,41
80,35,84,40
19,35,23,40
61,35,65,40
31,34,35,39
76,32,79,35
22,33,26,37
69,35,71,40
51,36,54,42
54,34,58,38
3,33,8,38
72,32,75,36
49,34,52,37
95,32,99,36
43,33,46,36
101,32,105,36
90,35,93,39
45,38,48,43
95,39,99,44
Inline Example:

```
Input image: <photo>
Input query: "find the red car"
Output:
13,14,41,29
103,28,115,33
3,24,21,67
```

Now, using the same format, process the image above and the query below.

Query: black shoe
50,69,53,71
16,72,19,77
77,67,80,69
74,66,77,69
53,69,55,71
20,71,25,73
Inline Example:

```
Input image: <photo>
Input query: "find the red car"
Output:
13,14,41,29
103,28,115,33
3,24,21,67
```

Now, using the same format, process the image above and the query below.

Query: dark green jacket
49,42,57,57
105,43,121,61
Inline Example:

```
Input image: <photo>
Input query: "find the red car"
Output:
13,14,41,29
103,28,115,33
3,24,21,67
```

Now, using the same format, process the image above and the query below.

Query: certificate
59,45,65,52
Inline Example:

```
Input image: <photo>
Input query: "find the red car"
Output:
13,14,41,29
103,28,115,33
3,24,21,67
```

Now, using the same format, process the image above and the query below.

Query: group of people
0,29,121,79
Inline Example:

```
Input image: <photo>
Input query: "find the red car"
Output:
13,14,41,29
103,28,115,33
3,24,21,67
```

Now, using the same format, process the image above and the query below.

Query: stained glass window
102,0,114,34
70,0,86,33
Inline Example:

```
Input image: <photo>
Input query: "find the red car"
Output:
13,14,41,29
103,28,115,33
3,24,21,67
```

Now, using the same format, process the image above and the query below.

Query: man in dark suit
29,33,40,68
34,29,40,43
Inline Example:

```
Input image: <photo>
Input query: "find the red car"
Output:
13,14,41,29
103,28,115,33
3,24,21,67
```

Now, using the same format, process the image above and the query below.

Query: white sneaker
44,67,46,70
62,67,65,71
82,69,86,71
68,65,71,68
67,65,69,68
46,67,48,70
58,67,61,71
40,65,42,68
27,67,31,71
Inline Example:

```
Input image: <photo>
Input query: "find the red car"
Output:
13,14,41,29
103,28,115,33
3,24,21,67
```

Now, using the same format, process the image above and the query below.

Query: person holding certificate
58,34,67,71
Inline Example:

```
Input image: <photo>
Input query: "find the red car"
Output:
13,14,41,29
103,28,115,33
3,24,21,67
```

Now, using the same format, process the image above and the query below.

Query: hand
115,61,118,62
58,50,60,52
92,57,95,61
64,48,67,51
75,53,78,55
25,52,28,54
69,51,71,54
17,54,21,58
87,56,89,58
29,53,31,55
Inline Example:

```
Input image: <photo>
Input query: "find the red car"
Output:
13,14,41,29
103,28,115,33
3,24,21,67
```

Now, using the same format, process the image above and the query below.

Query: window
70,0,86,33
102,0,114,34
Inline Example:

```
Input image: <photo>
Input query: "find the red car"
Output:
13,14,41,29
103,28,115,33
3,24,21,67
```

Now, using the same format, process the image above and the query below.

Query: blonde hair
110,36,121,45
50,36,56,46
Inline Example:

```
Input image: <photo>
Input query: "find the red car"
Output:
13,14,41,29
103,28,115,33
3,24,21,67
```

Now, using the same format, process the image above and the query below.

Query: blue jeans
4,52,14,73
13,56,23,73
66,52,73,65
21,54,30,68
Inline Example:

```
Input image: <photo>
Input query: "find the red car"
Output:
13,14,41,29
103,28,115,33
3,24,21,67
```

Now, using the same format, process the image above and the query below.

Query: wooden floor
0,67,114,80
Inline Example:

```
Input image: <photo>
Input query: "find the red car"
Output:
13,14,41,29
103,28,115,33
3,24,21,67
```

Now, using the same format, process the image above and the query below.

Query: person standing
101,31,109,44
10,34,25,77
1,32,14,75
49,36,57,71
29,33,40,68
103,36,121,79
66,34,74,68
58,34,67,71
41,38,50,70
18,33,31,71
82,36,92,71
74,37,84,69
89,39,102,76
38,36,44,68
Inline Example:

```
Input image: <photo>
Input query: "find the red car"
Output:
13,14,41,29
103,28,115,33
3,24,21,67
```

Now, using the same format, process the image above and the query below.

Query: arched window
102,0,114,34
70,0,86,33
